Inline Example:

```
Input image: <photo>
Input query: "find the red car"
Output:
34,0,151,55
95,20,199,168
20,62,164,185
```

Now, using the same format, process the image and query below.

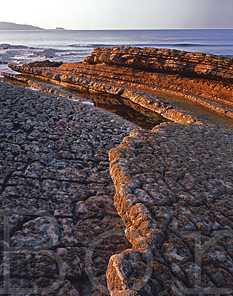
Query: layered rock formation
107,123,233,295
84,46,233,82
3,46,233,121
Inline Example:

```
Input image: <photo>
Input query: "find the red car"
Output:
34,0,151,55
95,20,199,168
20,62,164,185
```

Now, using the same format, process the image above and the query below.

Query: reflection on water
67,90,171,130
95,101,169,130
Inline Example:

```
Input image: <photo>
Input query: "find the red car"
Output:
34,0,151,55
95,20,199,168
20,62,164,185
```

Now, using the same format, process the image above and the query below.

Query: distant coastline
0,22,45,30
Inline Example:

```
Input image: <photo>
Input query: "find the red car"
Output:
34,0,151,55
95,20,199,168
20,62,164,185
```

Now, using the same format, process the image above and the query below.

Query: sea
0,29,233,76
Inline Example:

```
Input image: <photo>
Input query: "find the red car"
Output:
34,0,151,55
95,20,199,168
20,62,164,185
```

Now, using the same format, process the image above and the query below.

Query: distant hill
0,22,44,30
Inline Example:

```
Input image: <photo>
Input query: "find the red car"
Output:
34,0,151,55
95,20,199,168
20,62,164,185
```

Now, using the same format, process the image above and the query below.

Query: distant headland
54,27,66,30
0,22,45,30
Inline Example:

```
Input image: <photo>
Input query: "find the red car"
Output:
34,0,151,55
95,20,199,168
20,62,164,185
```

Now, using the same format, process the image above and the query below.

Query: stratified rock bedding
0,81,136,295
84,46,233,82
107,123,233,295
3,46,233,120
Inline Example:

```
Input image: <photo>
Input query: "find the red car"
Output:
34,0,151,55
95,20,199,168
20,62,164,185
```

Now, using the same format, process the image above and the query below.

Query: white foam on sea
81,100,94,106
26,87,39,91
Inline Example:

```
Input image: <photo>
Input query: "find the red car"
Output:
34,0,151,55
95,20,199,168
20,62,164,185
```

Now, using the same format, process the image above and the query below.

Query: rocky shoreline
2,46,233,122
1,47,233,295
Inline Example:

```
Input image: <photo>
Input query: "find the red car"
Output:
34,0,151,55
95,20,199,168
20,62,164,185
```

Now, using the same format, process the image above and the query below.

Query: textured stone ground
1,77,233,296
0,81,136,295
107,122,233,295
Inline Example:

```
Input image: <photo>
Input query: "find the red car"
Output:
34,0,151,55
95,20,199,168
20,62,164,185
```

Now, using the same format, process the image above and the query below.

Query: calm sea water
0,29,233,75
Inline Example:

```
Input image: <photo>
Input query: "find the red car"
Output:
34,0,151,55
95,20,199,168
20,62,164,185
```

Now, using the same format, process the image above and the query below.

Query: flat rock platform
0,81,136,295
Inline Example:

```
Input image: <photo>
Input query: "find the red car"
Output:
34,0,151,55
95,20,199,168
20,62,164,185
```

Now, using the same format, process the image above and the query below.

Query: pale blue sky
1,0,233,29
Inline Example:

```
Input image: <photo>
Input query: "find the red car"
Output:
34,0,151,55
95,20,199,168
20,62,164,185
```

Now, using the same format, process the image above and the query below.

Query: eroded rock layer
3,46,233,121
84,46,233,82
107,123,233,295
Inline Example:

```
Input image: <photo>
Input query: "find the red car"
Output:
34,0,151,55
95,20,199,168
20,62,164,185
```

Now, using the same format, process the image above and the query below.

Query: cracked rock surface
107,122,233,295
0,81,135,295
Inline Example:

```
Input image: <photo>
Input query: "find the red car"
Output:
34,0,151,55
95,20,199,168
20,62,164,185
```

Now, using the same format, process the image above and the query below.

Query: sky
1,0,233,30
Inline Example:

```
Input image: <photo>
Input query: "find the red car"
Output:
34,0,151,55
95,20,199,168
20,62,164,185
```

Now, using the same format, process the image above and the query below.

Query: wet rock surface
0,81,135,295
3,46,233,121
107,123,233,295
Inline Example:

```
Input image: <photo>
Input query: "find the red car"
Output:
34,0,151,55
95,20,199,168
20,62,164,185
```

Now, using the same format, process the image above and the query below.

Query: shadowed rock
24,60,63,68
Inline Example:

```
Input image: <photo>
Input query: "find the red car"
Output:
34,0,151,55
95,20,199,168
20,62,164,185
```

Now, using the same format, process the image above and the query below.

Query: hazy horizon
1,0,233,30
2,22,233,31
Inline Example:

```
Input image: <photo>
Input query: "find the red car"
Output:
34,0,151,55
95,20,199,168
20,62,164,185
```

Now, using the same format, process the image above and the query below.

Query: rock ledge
107,122,233,295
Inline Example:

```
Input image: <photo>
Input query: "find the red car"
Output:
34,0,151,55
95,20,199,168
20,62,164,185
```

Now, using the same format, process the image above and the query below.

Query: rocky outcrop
107,123,233,295
84,46,233,82
0,43,11,49
24,60,63,68
3,46,233,121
